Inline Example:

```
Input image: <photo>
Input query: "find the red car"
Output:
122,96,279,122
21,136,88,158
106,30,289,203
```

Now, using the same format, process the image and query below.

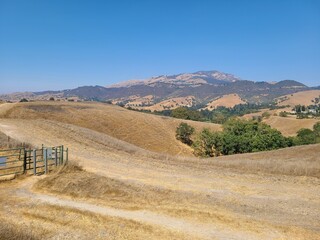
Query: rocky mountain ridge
0,70,313,107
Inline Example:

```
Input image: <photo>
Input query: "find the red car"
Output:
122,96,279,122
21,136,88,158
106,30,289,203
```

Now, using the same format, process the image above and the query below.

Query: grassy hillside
277,90,320,107
0,101,221,155
204,94,246,110
263,115,319,136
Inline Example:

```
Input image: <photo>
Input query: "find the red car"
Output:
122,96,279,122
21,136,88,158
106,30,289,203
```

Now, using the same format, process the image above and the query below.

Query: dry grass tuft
0,217,40,240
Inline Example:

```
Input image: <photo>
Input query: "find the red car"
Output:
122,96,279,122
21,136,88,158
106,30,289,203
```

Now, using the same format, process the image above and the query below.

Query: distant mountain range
1,70,317,108
108,70,241,88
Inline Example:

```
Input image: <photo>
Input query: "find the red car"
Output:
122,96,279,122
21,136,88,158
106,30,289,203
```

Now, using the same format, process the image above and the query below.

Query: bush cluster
176,119,320,157
175,123,195,145
294,122,320,145
192,119,291,157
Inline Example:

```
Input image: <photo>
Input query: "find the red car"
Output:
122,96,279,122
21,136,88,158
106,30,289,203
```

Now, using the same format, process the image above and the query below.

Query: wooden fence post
65,148,68,164
44,148,48,174
61,145,64,164
55,147,58,166
23,148,27,174
33,149,37,175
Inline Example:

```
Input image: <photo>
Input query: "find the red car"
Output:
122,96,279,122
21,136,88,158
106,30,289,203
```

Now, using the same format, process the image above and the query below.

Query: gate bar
44,148,48,174
33,149,36,175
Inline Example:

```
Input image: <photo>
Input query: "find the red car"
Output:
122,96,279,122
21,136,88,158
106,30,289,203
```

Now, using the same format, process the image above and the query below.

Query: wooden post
44,148,48,174
61,145,64,164
65,148,68,164
28,150,31,170
23,149,27,174
55,147,58,166
33,149,36,175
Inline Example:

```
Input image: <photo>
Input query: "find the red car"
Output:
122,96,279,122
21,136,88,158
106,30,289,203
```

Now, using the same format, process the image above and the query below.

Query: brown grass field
204,93,246,110
241,108,319,136
0,101,320,239
0,101,221,156
278,90,320,107
143,96,195,111
263,115,319,136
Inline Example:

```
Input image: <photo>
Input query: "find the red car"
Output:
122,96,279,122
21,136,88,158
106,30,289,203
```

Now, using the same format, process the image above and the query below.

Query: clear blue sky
0,0,319,94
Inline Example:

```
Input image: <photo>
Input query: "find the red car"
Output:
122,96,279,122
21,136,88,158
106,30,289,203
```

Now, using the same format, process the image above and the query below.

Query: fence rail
0,145,68,177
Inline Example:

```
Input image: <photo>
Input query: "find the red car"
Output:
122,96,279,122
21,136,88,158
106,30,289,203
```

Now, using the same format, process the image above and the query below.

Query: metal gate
0,145,68,177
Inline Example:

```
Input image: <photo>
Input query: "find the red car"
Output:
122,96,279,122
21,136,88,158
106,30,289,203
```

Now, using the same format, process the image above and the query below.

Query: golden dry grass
204,144,320,178
0,217,41,240
0,101,221,156
263,115,319,136
278,90,320,107
143,96,195,111
0,193,192,240
33,163,192,210
31,160,320,239
204,93,246,110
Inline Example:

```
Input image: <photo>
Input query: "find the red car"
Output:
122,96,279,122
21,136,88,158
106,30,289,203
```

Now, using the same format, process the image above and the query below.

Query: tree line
176,120,320,157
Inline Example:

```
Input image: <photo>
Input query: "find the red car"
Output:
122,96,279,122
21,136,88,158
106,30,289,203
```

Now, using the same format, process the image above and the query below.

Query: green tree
19,98,28,102
295,128,316,145
176,123,195,145
221,119,290,154
191,119,291,157
313,122,320,135
171,107,202,121
192,128,222,157
313,122,320,143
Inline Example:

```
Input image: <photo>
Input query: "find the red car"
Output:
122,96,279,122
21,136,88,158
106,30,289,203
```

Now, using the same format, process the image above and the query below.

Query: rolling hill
263,115,319,136
0,101,221,155
277,89,320,107
203,93,246,110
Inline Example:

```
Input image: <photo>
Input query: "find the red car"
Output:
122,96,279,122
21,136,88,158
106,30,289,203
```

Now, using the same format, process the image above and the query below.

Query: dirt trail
16,178,259,240
0,103,16,115
0,118,320,239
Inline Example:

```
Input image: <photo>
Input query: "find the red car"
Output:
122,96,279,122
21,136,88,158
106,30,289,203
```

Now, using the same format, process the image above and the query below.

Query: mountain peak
107,70,241,88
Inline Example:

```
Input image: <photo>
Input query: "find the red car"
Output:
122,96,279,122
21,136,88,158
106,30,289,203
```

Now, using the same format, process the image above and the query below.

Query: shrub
176,123,195,145
171,107,202,121
261,111,271,119
19,98,28,102
279,111,288,117
192,129,222,157
294,128,316,145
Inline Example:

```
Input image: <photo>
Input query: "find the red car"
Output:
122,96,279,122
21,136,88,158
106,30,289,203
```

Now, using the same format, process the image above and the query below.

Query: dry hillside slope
0,101,221,156
204,93,246,110
263,116,319,136
143,96,195,111
277,90,320,107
